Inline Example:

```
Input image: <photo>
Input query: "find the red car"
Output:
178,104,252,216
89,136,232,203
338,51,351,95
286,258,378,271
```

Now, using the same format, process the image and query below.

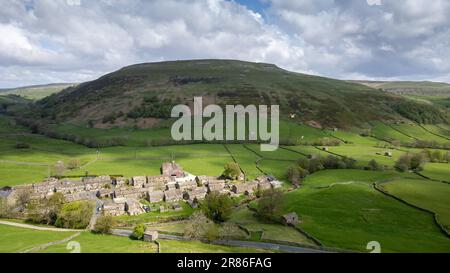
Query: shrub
67,159,81,170
55,201,94,229
395,152,426,172
92,215,114,234
222,162,241,180
285,165,300,186
204,224,220,242
255,189,284,222
285,165,308,186
367,159,383,171
14,142,30,149
0,198,14,218
131,223,146,240
201,192,233,223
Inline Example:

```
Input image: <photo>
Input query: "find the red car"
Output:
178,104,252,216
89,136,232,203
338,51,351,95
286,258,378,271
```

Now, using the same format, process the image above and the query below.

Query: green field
40,232,158,253
229,207,316,246
379,178,450,233
370,122,415,143
0,225,77,253
390,123,449,144
326,145,399,167
283,181,450,252
421,163,450,182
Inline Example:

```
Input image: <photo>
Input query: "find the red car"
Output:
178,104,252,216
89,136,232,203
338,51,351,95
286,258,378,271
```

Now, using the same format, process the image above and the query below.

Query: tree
52,161,66,178
15,190,31,212
395,152,426,172
55,201,93,229
15,142,30,149
222,162,241,180
0,198,14,218
92,215,114,234
255,189,284,222
201,192,233,223
131,223,146,240
27,193,65,225
219,222,242,240
184,212,213,240
431,150,443,163
367,159,382,171
285,165,300,186
308,157,324,173
395,153,411,172
67,159,81,170
410,153,425,171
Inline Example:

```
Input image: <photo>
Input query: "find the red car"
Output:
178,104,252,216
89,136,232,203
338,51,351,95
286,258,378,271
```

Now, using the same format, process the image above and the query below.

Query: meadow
229,207,316,245
283,174,450,252
0,225,77,253
380,178,450,233
40,232,158,253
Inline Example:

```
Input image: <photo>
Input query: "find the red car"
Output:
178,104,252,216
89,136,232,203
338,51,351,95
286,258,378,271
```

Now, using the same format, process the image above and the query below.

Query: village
4,161,283,217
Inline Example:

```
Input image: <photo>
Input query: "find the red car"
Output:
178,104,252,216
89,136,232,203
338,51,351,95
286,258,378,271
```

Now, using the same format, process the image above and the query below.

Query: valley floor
0,115,449,253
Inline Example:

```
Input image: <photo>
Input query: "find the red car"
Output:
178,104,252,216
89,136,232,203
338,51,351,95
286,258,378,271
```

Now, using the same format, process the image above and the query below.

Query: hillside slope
30,60,448,128
0,83,76,100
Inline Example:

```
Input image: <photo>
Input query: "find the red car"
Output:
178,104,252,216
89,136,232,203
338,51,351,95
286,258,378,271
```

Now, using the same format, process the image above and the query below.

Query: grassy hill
352,80,450,109
0,83,75,100
24,60,447,130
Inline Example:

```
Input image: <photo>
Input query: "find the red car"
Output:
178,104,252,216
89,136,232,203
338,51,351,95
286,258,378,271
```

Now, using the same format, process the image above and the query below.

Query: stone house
114,187,148,200
114,177,128,188
125,199,144,216
164,189,183,202
165,182,177,190
132,176,147,188
161,161,185,178
281,212,299,225
207,183,225,193
177,180,197,191
103,201,126,216
147,190,165,203
231,181,258,195
83,176,111,191
183,186,208,201
270,180,283,189
257,181,272,191
147,175,171,191
144,230,159,242
65,191,97,202
96,188,115,199
196,176,211,186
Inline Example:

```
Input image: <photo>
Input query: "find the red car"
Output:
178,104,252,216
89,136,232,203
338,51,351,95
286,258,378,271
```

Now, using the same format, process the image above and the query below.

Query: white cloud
0,0,450,87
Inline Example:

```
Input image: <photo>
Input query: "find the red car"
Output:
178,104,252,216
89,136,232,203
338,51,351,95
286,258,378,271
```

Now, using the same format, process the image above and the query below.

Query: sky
1,0,450,88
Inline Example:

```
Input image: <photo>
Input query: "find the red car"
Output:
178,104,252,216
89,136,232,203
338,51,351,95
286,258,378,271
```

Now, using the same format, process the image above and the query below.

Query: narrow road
111,229,330,253
0,220,80,232
214,239,330,253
